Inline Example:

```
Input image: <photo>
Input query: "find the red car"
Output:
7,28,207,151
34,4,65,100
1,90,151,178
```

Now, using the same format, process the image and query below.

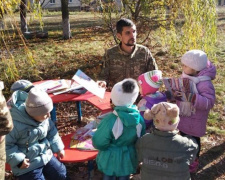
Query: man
98,18,158,89
0,81,13,179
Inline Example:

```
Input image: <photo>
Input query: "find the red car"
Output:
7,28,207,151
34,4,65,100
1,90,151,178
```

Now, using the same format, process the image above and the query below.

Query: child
7,79,34,108
6,87,69,180
92,78,146,180
136,102,198,180
0,81,13,180
174,49,216,172
10,79,34,93
8,79,57,123
137,70,167,130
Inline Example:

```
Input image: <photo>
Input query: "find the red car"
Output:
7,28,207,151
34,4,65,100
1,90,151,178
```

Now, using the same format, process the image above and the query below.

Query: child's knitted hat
10,79,34,93
111,78,139,106
144,102,180,131
25,87,53,117
181,50,208,71
138,70,162,96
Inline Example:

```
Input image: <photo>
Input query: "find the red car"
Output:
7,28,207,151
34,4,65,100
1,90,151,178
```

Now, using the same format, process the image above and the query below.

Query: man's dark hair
116,18,135,34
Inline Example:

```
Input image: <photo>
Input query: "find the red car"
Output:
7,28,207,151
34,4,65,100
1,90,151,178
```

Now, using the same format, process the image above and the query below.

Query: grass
1,7,225,180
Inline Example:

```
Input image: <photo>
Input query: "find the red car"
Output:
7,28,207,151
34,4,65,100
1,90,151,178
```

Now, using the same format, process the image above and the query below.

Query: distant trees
98,0,217,57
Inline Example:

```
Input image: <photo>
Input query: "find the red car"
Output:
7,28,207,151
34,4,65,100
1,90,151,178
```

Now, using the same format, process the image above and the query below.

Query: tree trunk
0,9,4,30
61,0,71,39
20,0,28,32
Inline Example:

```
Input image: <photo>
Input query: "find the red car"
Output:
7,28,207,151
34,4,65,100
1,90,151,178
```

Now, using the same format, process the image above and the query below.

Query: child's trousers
16,156,69,180
103,174,130,180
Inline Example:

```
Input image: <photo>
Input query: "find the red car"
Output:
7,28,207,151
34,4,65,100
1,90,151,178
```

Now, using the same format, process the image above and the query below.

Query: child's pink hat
138,70,162,96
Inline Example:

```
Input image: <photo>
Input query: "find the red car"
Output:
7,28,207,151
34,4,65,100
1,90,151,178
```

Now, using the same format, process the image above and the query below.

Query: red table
34,80,112,122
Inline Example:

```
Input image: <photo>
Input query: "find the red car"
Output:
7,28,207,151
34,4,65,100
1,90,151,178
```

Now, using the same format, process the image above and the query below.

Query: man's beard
124,38,136,46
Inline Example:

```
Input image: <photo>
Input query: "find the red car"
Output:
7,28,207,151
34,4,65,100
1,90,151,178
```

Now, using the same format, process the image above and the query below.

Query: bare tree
61,0,71,39
20,0,28,32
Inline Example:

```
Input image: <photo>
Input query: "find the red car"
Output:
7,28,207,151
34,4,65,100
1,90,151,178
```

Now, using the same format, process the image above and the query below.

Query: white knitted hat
25,87,53,117
111,78,139,106
181,50,208,71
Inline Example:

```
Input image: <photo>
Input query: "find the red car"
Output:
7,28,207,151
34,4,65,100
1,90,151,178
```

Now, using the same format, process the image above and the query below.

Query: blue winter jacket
6,90,64,176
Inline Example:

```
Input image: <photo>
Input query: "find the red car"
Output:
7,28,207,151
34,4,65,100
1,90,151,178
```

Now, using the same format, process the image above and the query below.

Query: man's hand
97,81,106,88
56,150,65,160
20,158,30,169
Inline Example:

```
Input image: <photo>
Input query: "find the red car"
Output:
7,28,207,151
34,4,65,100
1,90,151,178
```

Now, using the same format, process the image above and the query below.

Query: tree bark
0,8,4,30
20,0,28,32
61,0,71,39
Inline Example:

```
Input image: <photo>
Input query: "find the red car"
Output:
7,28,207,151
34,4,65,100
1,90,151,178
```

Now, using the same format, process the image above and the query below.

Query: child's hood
198,60,216,80
113,105,141,127
10,90,41,126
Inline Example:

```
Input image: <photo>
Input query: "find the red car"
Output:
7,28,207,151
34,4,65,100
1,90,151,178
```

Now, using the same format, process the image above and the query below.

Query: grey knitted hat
11,79,34,93
25,87,53,117
181,50,208,71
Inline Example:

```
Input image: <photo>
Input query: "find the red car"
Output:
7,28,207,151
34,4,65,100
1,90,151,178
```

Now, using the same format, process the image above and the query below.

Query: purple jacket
178,61,216,137
138,92,167,127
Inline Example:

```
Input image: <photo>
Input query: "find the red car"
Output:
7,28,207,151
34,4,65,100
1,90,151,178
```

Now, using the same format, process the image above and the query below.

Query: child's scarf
180,72,211,116
112,110,142,140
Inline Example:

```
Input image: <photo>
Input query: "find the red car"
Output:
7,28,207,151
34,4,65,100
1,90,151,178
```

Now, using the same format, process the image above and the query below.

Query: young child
137,70,167,130
6,87,69,180
92,78,146,180
8,79,57,123
136,102,198,180
0,81,13,180
174,49,216,172
10,79,34,93
7,79,34,108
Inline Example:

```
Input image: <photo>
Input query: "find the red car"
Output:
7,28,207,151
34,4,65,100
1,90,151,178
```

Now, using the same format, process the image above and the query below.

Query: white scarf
112,110,142,140
182,72,211,85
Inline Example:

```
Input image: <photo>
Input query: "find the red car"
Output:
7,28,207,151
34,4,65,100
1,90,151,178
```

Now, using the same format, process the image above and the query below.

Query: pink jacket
178,61,216,137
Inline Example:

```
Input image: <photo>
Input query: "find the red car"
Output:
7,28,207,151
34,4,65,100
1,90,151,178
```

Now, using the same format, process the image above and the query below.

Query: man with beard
98,18,158,90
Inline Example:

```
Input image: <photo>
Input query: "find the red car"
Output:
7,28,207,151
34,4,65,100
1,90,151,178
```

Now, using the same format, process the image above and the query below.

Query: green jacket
99,44,158,89
92,105,146,176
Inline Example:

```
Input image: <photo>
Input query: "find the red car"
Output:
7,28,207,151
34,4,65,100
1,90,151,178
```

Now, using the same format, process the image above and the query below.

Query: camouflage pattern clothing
99,43,158,89
0,81,13,180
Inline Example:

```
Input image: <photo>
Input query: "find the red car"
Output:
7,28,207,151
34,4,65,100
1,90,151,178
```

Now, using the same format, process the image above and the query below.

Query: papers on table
72,69,105,99
35,79,83,95
35,69,105,98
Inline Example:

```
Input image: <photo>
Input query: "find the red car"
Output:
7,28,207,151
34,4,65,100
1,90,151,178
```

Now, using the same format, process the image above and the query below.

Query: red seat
57,133,98,163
